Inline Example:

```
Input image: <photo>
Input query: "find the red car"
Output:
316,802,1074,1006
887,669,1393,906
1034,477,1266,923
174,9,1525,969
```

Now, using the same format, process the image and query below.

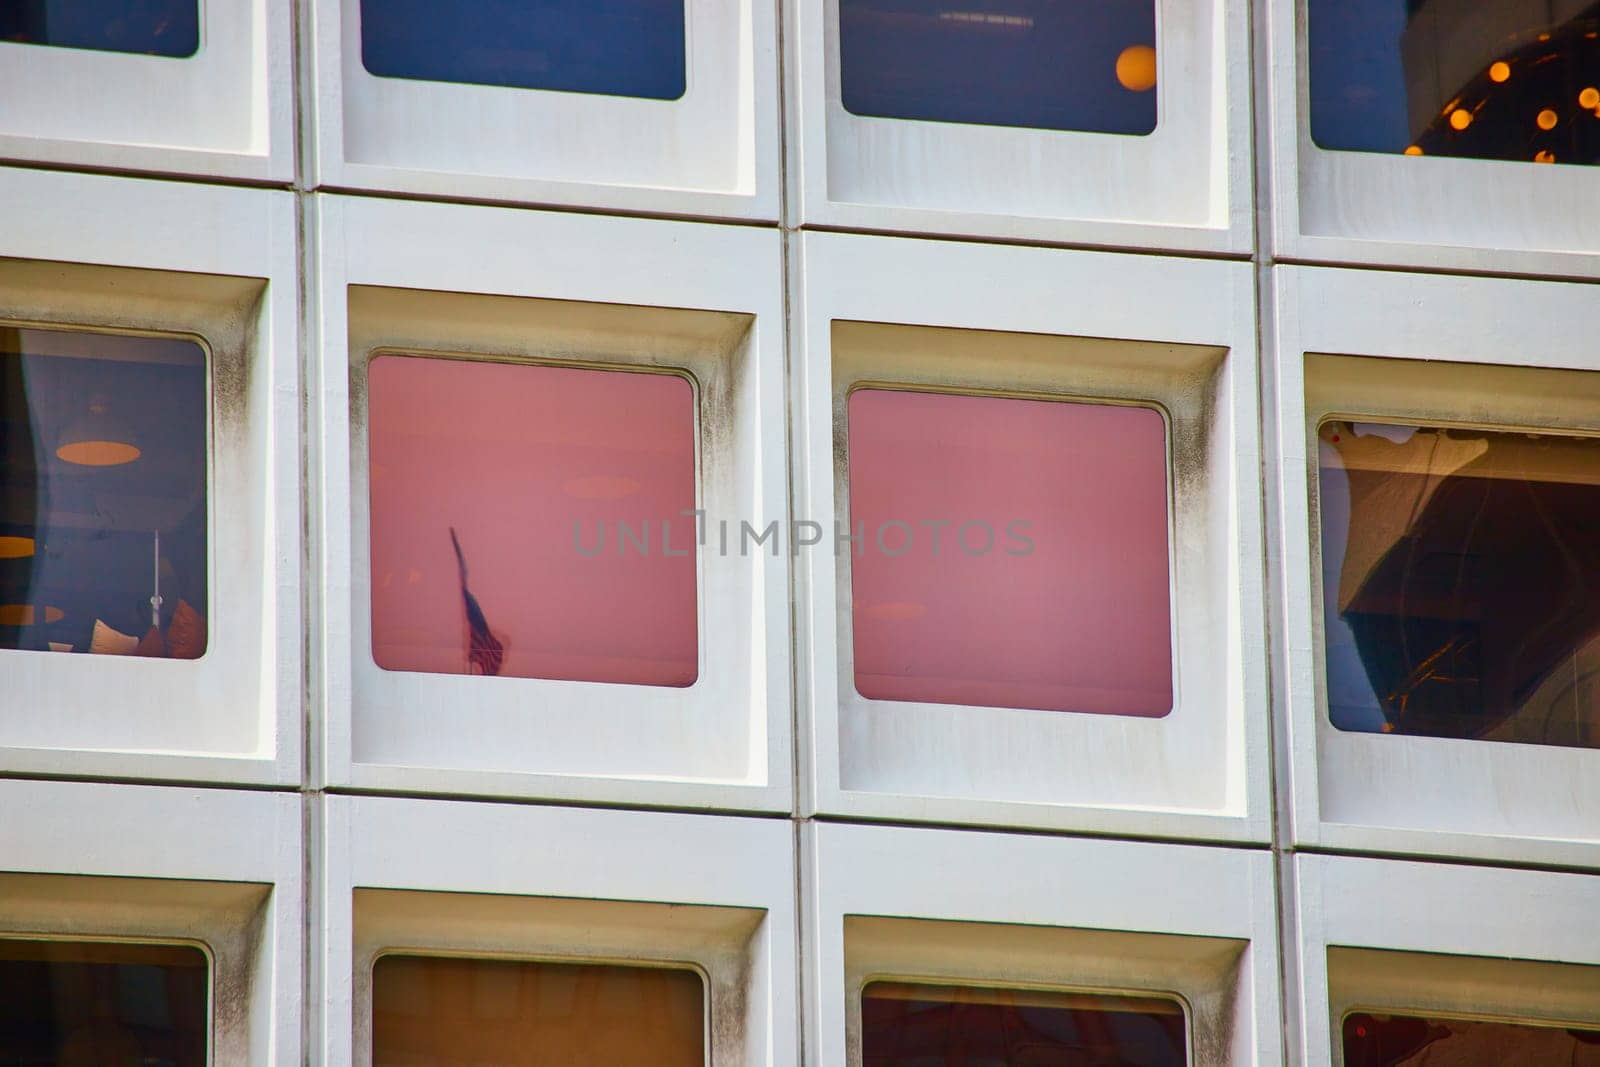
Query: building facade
2,0,1599,1063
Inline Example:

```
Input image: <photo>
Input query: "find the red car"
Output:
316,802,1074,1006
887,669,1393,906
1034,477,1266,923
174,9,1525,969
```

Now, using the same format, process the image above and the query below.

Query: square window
847,388,1172,717
860,981,1187,1065
1308,0,1600,166
371,955,705,1065
359,0,686,100
0,939,209,1065
1,326,209,661
0,0,200,59
366,354,698,687
839,0,1158,135
1342,1011,1600,1064
1317,420,1600,750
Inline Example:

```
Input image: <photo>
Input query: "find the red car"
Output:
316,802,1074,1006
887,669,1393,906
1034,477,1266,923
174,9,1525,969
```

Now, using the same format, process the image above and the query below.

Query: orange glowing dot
1535,150,1557,163
55,440,142,466
1537,108,1559,130
1115,45,1158,92
1404,144,1424,155
1489,61,1511,83
0,536,34,559
1581,87,1600,109
1449,108,1473,130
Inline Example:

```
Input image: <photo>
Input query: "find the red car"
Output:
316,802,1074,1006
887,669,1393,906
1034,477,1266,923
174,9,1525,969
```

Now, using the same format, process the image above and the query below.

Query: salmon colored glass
1343,1011,1600,1065
0,939,209,1066
861,981,1188,1066
847,388,1173,716
367,354,698,686
371,955,705,1067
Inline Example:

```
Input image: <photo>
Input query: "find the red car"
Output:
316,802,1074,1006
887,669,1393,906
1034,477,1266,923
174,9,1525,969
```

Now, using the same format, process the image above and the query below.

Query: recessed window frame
0,778,303,1066
309,0,778,220
795,232,1269,840
789,0,1253,252
1275,265,1600,868
313,194,790,810
805,821,1283,1066
1270,0,1600,277
0,0,292,181
322,794,797,1067
0,167,302,787
1291,853,1600,1065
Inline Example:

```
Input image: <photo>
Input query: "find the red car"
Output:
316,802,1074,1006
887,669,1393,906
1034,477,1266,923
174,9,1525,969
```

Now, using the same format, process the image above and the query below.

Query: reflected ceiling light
1537,108,1560,130
56,399,141,467
1535,149,1557,163
1405,144,1424,155
0,604,64,626
1115,45,1157,92
1449,107,1473,130
0,536,34,559
1489,61,1511,83
1581,87,1600,109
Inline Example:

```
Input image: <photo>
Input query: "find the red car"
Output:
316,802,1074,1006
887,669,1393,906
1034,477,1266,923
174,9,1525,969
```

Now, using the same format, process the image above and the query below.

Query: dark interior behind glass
0,326,208,659
1318,421,1600,748
0,0,199,58
1343,1011,1600,1065
0,938,208,1066
861,980,1188,1066
360,0,687,100
371,954,705,1066
1308,0,1600,164
840,0,1158,135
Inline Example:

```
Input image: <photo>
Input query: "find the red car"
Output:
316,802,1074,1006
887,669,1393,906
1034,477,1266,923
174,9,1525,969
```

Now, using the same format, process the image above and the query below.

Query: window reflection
366,354,698,687
360,0,687,100
0,0,200,58
371,955,705,1066
0,327,209,660
1318,421,1600,748
0,939,208,1066
1343,1011,1600,1065
848,388,1172,717
839,0,1158,135
861,981,1188,1066
1309,0,1600,165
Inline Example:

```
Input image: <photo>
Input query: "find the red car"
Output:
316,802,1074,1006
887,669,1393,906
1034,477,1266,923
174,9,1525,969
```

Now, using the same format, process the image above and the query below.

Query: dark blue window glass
360,0,687,101
0,939,209,1066
839,0,1158,135
1308,0,1600,165
1318,420,1600,749
0,0,199,58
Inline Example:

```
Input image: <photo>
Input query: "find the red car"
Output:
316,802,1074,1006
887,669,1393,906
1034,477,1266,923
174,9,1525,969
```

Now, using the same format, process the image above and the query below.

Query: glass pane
0,0,200,58
0,326,209,660
367,354,698,686
1308,0,1600,165
0,939,208,1065
848,388,1172,716
839,0,1158,135
1343,1011,1600,1065
862,981,1188,1066
1318,421,1600,748
371,955,704,1066
360,0,687,100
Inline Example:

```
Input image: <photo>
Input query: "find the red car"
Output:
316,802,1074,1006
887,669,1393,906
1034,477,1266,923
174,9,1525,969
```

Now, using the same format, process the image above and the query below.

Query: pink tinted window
848,388,1172,717
367,354,698,686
